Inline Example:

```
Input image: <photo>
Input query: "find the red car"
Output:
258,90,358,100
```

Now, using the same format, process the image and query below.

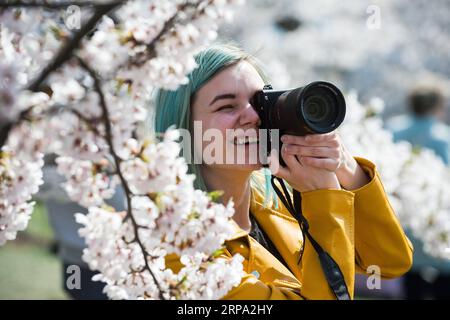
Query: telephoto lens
251,81,346,166
266,81,345,135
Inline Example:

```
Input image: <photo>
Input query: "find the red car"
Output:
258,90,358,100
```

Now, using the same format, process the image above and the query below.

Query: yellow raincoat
168,157,413,299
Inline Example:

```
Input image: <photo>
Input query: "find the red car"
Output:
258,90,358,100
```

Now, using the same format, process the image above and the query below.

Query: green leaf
212,248,225,258
208,190,224,202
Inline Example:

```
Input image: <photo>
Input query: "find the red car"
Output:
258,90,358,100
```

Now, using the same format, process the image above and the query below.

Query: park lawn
0,202,68,300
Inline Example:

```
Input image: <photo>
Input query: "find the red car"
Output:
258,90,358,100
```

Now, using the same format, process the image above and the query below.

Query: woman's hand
268,137,341,193
274,132,370,191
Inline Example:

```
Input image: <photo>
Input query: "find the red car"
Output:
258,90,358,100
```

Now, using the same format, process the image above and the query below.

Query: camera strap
270,175,351,300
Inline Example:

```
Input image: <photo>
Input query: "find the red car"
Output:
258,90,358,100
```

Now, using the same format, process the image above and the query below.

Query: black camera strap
270,175,351,300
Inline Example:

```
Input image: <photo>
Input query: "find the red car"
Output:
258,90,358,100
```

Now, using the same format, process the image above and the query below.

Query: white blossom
0,148,43,245
1,0,248,300
56,157,119,208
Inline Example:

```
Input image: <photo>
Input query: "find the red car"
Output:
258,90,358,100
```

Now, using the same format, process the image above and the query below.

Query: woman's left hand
281,132,370,190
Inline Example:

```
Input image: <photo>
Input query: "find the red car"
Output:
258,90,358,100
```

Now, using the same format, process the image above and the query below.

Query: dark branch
39,103,103,136
0,0,124,9
76,55,166,300
70,108,103,136
28,2,122,91
128,1,199,67
0,1,123,149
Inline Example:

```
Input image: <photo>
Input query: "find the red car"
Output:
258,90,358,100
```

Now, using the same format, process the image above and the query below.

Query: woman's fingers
270,142,342,192
268,149,290,179
269,145,304,180
304,132,337,143
281,147,302,171
301,156,340,171
283,142,342,171
283,144,340,158
281,133,339,147
280,133,342,172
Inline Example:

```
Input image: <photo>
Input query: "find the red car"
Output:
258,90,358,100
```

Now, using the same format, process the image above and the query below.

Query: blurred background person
388,85,449,164
387,85,450,299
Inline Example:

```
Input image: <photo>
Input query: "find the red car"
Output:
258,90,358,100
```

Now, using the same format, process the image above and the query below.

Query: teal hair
152,43,278,208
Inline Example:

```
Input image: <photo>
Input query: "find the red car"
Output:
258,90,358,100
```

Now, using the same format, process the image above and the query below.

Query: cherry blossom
0,0,246,300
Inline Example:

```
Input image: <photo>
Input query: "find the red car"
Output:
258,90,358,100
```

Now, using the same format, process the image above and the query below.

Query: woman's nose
239,103,261,127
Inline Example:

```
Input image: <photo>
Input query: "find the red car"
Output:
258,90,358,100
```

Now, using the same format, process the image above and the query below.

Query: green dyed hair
152,43,278,207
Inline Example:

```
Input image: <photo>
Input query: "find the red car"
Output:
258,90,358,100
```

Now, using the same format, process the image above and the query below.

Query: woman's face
191,61,265,173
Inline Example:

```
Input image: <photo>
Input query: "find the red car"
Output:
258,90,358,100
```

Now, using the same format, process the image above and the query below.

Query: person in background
388,85,450,164
387,85,450,299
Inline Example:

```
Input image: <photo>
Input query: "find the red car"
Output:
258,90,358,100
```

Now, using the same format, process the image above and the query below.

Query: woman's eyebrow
209,93,236,106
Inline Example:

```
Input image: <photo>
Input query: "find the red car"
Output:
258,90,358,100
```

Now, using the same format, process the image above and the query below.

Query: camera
250,81,346,167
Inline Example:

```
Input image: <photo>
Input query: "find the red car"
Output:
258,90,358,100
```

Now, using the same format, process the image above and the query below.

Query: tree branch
27,3,123,91
42,103,103,135
0,0,124,9
0,1,124,149
75,55,165,300
128,1,199,67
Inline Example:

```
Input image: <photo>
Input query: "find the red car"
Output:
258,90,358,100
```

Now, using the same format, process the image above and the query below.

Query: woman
153,44,413,299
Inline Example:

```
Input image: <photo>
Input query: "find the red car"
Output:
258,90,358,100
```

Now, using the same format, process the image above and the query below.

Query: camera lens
298,82,345,133
263,81,345,135
304,95,332,123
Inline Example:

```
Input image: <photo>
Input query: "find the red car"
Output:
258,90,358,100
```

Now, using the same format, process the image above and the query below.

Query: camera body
251,81,346,167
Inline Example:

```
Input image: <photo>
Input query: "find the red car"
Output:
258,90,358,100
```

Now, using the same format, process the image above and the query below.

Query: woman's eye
216,105,234,112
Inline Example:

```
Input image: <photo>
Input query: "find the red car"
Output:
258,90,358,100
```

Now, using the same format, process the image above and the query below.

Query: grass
0,202,69,300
